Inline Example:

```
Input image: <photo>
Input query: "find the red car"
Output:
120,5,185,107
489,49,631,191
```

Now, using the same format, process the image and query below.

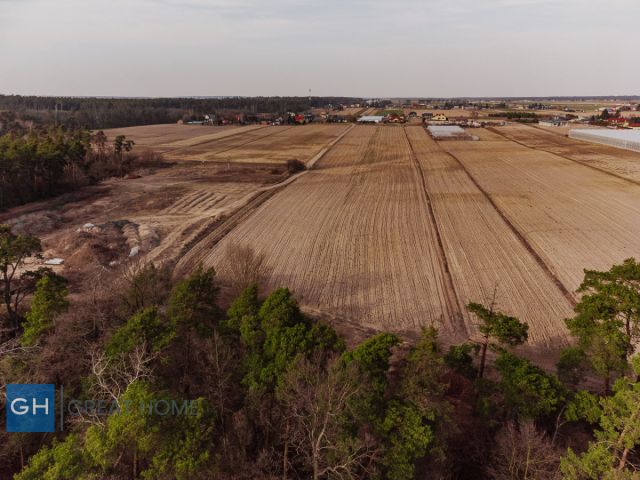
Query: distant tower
308,88,312,105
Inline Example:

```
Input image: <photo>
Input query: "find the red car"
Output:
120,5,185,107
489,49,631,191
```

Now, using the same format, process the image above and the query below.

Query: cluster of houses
180,111,317,126
602,117,640,129
422,112,500,128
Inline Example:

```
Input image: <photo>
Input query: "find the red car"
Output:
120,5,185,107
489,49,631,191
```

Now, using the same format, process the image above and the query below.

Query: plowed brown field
493,124,640,183
105,124,349,165
188,126,464,337
189,126,590,346
186,124,349,164
105,124,255,151
42,122,640,350
442,129,640,294
406,127,573,344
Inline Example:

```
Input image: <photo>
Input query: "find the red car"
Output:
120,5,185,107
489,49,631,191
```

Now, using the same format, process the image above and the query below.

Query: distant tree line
0,95,365,130
489,111,539,120
0,128,146,209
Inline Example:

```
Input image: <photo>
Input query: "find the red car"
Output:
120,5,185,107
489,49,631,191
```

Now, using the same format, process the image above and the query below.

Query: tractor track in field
434,127,577,307
488,126,640,189
402,126,466,332
174,125,354,275
161,125,269,154
202,125,297,159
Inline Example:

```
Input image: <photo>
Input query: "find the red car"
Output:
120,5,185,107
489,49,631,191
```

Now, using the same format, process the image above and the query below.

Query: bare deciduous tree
488,421,561,480
224,244,272,294
117,259,172,315
202,330,242,458
277,355,379,480
82,346,156,426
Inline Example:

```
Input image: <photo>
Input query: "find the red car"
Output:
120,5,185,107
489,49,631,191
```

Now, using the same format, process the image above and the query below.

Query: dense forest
0,127,155,210
0,96,365,130
2,222,640,478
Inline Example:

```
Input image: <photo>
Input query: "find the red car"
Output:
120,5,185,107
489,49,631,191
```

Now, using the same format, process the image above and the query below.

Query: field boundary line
488,126,640,189
430,128,577,308
166,125,291,158
199,125,298,159
403,126,466,332
161,125,268,153
174,125,355,275
528,123,568,137
306,124,354,169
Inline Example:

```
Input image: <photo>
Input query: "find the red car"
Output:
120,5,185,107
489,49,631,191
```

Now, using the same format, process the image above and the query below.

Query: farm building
607,117,628,127
358,115,385,124
431,113,449,122
538,116,569,127
569,129,640,153
386,114,405,124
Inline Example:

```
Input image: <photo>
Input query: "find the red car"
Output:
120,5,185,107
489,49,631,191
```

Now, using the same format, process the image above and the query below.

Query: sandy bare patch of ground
2,124,350,281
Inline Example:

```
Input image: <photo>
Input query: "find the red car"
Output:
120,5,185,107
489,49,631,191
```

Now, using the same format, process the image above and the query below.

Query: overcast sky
1,0,638,98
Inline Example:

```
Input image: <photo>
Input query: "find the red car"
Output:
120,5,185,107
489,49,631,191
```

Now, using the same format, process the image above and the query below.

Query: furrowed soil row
442,129,640,293
490,125,640,185
195,126,464,336
430,131,575,306
174,188,283,274
174,125,354,275
408,126,573,344
402,127,465,333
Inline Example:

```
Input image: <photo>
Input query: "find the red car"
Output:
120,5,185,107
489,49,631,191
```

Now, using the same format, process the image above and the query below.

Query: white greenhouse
569,129,640,153
427,125,477,141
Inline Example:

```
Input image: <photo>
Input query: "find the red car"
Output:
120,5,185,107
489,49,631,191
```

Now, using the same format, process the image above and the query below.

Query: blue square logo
6,384,55,432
